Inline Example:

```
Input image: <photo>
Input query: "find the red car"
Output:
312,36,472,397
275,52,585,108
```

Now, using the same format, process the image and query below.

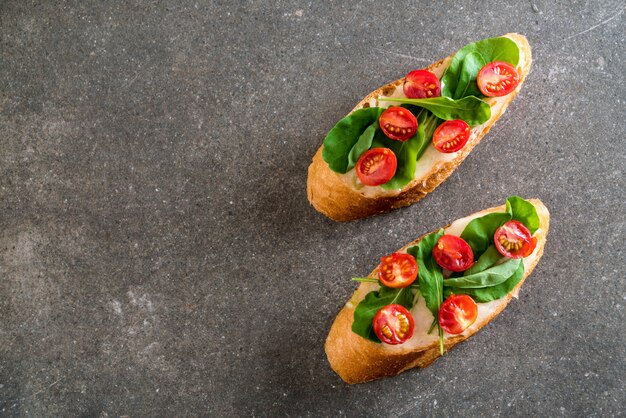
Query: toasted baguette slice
325,198,549,384
307,33,532,221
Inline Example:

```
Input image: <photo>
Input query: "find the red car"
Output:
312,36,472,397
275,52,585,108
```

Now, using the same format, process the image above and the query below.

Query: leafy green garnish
454,52,487,99
443,258,522,289
444,261,525,303
462,245,501,276
441,37,520,99
461,196,539,258
379,95,491,127
346,122,378,172
322,107,383,173
407,230,445,319
407,229,446,354
413,112,441,160
352,286,414,343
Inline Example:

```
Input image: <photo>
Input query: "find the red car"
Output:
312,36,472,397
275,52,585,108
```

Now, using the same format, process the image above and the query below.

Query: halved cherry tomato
378,253,418,288
403,70,441,99
438,294,478,335
373,304,415,345
432,235,474,272
477,61,519,97
494,220,536,258
379,107,418,141
432,119,471,153
355,148,397,186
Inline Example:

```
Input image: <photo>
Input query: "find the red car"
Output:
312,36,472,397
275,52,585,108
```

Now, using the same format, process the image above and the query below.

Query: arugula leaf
346,122,377,171
379,96,491,127
407,229,445,317
399,104,435,150
454,52,487,99
445,260,525,303
322,107,383,173
441,37,520,99
444,258,522,289
413,112,441,161
463,245,501,276
407,229,445,353
506,196,540,234
461,212,512,258
352,286,414,343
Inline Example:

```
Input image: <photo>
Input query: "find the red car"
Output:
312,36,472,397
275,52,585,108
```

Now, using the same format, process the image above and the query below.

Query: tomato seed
397,313,409,336
381,325,393,339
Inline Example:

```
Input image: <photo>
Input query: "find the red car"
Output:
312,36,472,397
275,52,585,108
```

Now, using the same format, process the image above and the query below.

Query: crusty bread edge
307,33,532,221
324,198,550,384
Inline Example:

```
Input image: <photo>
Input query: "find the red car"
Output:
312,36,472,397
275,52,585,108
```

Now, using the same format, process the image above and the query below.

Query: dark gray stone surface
1,0,624,416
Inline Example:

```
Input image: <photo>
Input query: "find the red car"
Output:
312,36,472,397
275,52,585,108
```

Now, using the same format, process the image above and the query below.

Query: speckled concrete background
1,0,624,416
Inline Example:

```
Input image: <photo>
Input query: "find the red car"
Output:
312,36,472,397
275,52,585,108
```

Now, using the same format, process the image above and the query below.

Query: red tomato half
378,253,418,288
494,220,537,258
477,61,519,97
432,119,471,153
379,107,418,141
432,235,474,272
355,148,397,186
403,70,441,99
438,294,478,335
373,304,415,345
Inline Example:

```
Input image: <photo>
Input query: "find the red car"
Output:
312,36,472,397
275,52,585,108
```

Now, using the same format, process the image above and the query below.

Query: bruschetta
325,197,549,384
307,33,532,221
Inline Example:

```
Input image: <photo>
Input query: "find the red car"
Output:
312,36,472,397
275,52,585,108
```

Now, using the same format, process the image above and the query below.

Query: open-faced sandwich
325,197,549,383
307,34,532,221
